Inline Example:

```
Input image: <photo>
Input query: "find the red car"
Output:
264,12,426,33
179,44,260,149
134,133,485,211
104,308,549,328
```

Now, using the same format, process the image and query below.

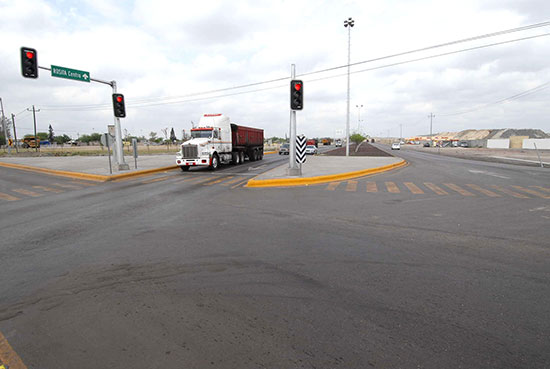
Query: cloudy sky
1,0,549,140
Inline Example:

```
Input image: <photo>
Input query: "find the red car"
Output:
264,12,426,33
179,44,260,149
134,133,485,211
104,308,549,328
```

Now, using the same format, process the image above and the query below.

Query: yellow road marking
404,182,424,194
326,182,340,191
490,185,529,198
0,192,20,201
204,176,233,186
32,185,64,194
346,180,358,192
0,331,28,369
532,185,550,193
511,185,550,199
385,181,400,193
222,177,246,186
424,182,448,195
465,184,500,197
12,189,42,197
52,182,82,189
366,181,378,193
444,183,475,196
142,175,172,184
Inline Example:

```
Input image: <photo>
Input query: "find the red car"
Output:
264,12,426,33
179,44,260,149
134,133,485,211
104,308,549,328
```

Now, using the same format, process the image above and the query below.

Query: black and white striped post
296,135,307,170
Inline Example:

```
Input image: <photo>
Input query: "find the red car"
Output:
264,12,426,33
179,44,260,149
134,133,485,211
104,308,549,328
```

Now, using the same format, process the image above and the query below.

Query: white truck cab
176,114,264,171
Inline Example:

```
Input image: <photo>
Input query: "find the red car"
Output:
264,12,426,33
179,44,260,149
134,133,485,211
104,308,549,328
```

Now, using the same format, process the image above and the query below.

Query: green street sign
51,65,90,83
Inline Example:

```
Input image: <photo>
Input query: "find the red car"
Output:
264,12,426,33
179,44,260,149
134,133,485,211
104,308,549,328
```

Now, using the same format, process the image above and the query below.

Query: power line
38,20,550,111
439,81,550,117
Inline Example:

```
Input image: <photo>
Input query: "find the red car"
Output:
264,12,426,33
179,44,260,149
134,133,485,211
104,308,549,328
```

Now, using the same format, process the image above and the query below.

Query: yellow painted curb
245,159,407,188
0,161,180,182
0,161,108,182
264,151,277,155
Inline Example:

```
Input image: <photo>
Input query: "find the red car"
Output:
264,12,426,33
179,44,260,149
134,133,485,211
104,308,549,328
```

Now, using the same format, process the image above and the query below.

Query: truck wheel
249,150,256,162
210,154,219,170
232,152,239,165
180,166,189,172
239,151,245,164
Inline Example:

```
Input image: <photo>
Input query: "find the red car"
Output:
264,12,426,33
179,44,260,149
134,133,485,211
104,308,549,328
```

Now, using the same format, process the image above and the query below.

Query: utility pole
11,114,19,153
428,113,435,138
27,105,40,152
400,124,403,142
0,98,8,153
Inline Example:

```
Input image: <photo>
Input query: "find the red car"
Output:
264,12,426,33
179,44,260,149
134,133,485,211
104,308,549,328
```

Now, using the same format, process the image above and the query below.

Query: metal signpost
100,133,113,174
132,138,138,169
26,50,130,171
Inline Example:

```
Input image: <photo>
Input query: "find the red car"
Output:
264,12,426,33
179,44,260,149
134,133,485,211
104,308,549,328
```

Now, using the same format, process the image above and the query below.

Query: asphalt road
1,146,549,369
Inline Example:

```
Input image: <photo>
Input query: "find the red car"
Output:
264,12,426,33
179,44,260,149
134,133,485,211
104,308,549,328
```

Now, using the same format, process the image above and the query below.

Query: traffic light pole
111,81,129,170
288,64,300,176
37,66,129,170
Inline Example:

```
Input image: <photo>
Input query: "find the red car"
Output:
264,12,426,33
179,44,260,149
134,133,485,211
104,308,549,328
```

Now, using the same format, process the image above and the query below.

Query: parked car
279,143,290,155
305,145,318,155
423,142,431,147
391,142,401,150
459,141,469,148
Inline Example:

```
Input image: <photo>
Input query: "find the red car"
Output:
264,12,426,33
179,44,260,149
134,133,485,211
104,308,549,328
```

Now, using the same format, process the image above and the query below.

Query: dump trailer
176,114,264,171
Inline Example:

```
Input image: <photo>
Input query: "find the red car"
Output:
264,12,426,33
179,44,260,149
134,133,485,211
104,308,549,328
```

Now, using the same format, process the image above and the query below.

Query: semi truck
176,114,264,171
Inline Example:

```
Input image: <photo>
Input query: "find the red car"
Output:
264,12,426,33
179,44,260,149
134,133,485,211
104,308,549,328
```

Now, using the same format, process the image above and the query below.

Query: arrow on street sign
51,65,91,83
296,135,307,164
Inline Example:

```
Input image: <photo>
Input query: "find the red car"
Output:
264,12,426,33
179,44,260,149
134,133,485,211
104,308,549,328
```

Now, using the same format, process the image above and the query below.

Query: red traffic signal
290,80,303,110
112,93,126,118
21,47,38,79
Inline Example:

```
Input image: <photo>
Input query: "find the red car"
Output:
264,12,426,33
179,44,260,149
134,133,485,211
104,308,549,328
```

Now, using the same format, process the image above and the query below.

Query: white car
391,142,401,150
305,145,318,155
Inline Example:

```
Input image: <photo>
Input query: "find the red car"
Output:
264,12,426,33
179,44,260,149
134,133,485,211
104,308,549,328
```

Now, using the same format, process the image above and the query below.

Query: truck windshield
191,130,212,138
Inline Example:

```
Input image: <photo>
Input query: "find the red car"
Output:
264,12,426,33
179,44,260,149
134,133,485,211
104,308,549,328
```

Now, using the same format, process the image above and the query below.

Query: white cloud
0,0,549,140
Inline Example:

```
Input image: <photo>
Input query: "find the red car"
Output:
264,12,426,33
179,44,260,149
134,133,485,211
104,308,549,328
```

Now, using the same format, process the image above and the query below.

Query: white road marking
468,169,510,179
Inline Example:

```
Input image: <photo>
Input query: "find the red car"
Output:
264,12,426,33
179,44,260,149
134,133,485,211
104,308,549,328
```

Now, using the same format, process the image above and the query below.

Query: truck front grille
181,145,198,158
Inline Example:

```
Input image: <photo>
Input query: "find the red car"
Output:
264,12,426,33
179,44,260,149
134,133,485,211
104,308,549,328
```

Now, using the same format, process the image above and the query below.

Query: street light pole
344,17,354,157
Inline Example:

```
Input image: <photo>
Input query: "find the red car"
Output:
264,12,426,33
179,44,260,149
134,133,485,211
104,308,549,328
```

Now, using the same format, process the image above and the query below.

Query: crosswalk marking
532,186,550,193
0,192,20,201
52,182,83,189
465,184,500,197
512,185,550,199
326,182,340,191
12,188,43,197
346,180,358,192
71,181,97,186
404,182,424,194
444,183,475,196
490,185,528,198
366,181,378,193
204,176,234,186
142,175,172,184
222,177,247,186
385,182,400,193
230,179,249,189
424,182,448,195
32,185,64,194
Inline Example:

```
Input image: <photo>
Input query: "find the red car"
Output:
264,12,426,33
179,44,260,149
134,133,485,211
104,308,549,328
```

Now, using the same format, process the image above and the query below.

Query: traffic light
112,93,126,118
290,80,303,110
20,47,38,78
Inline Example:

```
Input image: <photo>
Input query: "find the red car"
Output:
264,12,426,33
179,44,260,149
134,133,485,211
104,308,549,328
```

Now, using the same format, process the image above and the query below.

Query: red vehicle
306,139,318,147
